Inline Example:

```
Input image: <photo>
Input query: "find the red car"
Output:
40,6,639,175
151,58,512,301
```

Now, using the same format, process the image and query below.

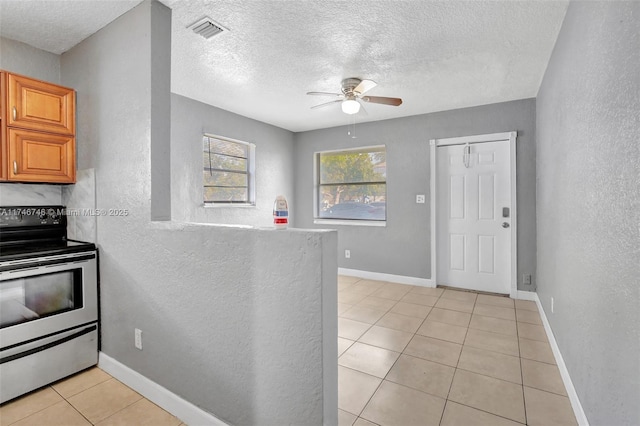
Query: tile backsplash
0,170,96,243
0,183,62,205
62,169,97,243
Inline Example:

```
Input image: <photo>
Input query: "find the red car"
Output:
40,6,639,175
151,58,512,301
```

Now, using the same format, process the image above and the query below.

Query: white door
436,139,512,294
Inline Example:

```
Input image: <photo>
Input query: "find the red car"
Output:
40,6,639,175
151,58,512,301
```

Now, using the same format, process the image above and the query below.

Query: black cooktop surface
0,205,96,261
0,239,96,262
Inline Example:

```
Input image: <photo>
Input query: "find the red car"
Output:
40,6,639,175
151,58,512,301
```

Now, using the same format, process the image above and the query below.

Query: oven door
0,251,98,349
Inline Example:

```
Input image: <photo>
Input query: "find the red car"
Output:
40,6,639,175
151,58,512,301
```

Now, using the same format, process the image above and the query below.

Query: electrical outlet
551,297,554,314
523,274,531,285
134,328,143,350
416,194,426,204
345,249,350,259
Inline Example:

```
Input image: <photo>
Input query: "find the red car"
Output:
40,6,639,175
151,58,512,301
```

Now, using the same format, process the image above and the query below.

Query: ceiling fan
307,78,403,115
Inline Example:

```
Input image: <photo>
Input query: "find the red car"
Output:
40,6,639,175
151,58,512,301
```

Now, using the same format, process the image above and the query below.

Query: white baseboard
338,268,434,287
99,352,228,426
515,290,538,301
532,295,590,426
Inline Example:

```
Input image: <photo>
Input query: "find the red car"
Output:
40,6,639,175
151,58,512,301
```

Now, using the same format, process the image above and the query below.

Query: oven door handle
0,324,97,364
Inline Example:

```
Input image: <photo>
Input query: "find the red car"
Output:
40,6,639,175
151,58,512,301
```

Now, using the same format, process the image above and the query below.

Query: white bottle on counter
273,195,289,229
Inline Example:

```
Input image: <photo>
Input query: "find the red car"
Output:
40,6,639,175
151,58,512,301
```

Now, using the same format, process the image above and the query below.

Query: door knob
502,222,510,228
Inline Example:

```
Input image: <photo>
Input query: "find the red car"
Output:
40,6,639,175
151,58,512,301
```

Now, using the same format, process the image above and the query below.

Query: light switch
416,195,426,204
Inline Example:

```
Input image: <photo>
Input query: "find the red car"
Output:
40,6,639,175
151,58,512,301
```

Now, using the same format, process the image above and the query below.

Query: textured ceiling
0,0,568,132
165,0,569,132
0,0,143,54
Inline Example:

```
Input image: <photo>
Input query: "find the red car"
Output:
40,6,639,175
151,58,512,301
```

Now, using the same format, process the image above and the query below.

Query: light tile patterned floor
338,275,578,426
0,368,183,426
1,277,579,426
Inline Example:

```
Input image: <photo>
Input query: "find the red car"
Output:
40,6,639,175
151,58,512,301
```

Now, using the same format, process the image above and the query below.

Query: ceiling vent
188,17,228,39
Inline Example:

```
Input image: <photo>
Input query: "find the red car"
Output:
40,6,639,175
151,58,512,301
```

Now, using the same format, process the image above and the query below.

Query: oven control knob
39,211,48,220
48,209,59,220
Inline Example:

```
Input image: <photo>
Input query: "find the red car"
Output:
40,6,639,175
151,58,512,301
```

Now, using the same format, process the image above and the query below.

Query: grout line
442,400,528,425
410,330,465,348
425,316,472,329
4,386,63,425
439,297,458,425
522,382,573,398
342,341,402,358
49,384,65,400
62,397,94,426
430,305,474,315
354,374,384,418
471,312,518,324
516,310,528,426
420,317,469,331
433,290,450,426
518,335,551,343
453,298,474,371
438,399,450,425
474,301,517,310
466,325,518,338
53,375,113,401
89,396,143,425
376,306,437,319
453,363,524,386
353,331,413,354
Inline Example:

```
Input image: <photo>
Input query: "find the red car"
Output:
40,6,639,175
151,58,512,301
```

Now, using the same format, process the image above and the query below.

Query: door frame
429,131,518,297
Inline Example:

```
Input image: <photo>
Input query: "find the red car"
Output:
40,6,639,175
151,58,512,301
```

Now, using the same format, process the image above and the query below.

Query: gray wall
0,37,63,206
294,99,537,290
536,2,640,425
61,1,337,425
0,36,60,82
150,6,172,221
171,94,295,227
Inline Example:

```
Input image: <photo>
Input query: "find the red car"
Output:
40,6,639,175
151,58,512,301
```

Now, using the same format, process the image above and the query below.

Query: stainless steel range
0,206,98,403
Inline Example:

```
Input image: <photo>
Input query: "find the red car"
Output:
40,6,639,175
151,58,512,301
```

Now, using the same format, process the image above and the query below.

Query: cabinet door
8,128,75,183
7,74,75,135
1,72,6,180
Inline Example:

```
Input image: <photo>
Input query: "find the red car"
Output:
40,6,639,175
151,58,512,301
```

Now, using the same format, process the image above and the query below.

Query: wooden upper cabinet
0,72,6,180
8,128,75,183
7,73,75,135
1,71,76,183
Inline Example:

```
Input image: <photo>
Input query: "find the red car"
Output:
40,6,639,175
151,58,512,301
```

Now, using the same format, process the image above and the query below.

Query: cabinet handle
12,106,17,121
13,160,18,175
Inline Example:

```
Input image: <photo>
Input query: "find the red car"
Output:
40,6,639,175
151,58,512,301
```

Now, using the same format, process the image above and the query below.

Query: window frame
203,133,256,207
313,145,387,227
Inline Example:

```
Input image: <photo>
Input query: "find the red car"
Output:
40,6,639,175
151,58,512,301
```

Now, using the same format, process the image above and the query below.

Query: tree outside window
203,135,255,205
317,146,386,221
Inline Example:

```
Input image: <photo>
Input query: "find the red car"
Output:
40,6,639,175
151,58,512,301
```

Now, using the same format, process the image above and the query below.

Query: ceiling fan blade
353,79,377,95
361,96,403,106
311,99,342,109
307,91,343,97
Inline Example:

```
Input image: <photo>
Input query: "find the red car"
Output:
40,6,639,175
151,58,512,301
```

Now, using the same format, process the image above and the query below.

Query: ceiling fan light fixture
308,78,401,114
342,99,360,114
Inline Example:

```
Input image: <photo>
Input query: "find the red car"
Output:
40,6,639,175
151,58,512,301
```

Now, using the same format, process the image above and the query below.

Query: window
316,146,386,221
203,135,255,205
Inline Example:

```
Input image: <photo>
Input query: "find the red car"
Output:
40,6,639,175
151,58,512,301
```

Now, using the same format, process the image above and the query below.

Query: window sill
313,219,386,227
204,203,256,209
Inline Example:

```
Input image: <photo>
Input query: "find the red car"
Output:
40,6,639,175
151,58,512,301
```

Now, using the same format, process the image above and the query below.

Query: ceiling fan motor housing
307,77,401,111
341,78,363,95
